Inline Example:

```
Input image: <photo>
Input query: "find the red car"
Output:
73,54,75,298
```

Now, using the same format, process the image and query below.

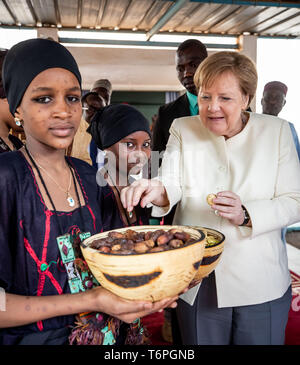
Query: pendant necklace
25,146,76,207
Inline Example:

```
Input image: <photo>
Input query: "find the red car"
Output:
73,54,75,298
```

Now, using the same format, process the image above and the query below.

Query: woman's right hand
89,287,178,323
120,178,169,213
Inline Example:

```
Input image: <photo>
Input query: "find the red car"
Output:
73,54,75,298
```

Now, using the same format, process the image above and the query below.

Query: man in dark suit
152,39,208,224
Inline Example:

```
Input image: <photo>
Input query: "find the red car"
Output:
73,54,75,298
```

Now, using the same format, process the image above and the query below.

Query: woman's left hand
211,191,245,226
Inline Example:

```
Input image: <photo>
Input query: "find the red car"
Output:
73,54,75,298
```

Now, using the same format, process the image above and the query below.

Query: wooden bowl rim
189,226,225,248
81,225,206,256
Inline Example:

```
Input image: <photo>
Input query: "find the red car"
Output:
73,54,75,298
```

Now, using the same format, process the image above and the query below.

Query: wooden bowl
81,225,206,301
190,227,225,286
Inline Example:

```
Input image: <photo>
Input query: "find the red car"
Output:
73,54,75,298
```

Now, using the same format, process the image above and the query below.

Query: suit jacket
152,93,190,153
152,112,300,307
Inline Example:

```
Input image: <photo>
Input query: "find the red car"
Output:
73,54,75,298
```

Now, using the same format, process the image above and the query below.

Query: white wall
66,45,183,92
256,38,300,135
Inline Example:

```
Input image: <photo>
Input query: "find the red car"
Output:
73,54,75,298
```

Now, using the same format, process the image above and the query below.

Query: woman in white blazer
121,51,300,345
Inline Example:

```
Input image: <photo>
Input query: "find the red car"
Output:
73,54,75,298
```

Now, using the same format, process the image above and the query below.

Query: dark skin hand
0,287,181,328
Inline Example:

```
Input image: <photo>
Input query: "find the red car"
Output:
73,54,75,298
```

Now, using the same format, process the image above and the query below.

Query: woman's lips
208,116,225,121
49,126,74,137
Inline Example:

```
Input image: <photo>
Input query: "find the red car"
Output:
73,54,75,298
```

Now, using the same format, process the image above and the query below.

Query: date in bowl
80,225,206,301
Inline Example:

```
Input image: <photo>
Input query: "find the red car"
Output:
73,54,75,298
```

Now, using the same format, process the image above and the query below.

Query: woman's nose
129,150,147,163
208,99,220,111
53,99,71,118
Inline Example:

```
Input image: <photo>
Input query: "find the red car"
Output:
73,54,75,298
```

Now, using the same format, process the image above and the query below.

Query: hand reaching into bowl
120,178,169,213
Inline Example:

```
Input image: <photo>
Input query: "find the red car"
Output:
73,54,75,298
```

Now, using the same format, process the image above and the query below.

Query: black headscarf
88,104,151,150
2,38,82,116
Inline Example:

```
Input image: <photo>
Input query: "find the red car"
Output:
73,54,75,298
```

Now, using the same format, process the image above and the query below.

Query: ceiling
0,0,298,96
0,0,300,41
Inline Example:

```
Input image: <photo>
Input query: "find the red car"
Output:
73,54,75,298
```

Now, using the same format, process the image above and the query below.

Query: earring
14,117,22,127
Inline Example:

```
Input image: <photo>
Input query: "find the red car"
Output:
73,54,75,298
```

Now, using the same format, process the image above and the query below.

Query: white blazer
152,112,300,307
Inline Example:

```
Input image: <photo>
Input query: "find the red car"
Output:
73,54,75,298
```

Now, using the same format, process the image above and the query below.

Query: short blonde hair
194,51,257,107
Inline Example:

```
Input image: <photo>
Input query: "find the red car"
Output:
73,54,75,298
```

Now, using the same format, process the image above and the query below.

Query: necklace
25,146,76,207
24,145,86,236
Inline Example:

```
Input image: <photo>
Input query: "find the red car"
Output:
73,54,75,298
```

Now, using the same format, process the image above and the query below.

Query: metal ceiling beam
146,0,189,41
172,3,205,29
189,0,300,8
77,0,83,28
58,37,238,50
95,0,107,29
226,6,270,32
26,0,40,25
117,0,133,28
207,6,244,31
201,5,244,31
53,0,62,27
258,9,300,33
135,1,156,29
2,0,18,24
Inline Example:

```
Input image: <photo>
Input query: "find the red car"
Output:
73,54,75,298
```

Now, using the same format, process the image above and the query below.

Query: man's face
92,87,111,105
261,88,286,116
175,46,206,95
82,93,106,124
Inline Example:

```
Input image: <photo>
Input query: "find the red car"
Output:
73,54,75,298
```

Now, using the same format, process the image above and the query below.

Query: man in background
261,80,288,117
90,78,112,106
89,79,113,169
261,81,300,159
261,81,300,246
70,91,106,164
152,39,208,160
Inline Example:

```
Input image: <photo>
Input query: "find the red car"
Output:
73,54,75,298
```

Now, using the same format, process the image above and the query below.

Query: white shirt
152,112,300,307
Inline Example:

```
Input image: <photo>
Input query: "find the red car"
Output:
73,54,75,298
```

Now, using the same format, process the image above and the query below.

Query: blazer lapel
176,94,191,118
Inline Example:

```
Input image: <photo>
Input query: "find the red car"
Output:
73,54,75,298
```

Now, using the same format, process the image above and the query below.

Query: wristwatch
239,205,250,226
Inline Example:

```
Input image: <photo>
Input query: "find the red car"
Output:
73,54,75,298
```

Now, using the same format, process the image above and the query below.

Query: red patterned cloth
285,271,300,345
142,311,171,346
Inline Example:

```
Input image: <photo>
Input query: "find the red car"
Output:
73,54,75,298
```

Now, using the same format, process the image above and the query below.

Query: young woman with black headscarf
88,103,153,228
0,38,178,345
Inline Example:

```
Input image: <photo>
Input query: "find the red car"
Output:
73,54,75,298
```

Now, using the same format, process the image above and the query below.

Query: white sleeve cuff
151,176,182,217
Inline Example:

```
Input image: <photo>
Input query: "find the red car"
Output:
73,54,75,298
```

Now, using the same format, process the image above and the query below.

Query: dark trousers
176,272,292,345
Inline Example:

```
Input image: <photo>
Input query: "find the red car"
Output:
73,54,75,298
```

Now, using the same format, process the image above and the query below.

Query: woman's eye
221,97,231,101
34,96,52,104
143,142,151,148
200,95,210,100
67,95,81,103
126,142,134,148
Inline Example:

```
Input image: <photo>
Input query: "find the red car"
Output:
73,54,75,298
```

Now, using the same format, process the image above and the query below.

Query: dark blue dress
0,151,144,345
